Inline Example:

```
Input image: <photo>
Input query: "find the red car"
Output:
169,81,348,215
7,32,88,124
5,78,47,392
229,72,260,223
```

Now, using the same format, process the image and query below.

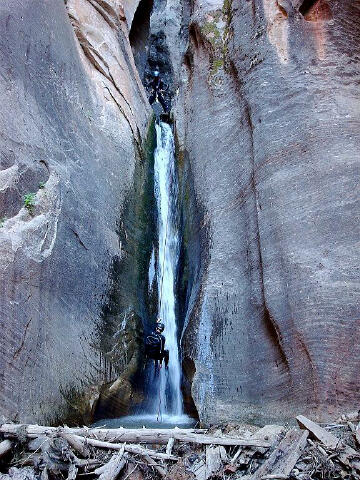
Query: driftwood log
97,446,126,480
0,424,271,447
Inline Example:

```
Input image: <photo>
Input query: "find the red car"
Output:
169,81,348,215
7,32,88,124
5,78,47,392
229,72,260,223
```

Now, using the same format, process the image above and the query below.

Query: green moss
199,6,234,81
222,0,233,25
211,58,224,76
23,192,36,214
201,21,221,46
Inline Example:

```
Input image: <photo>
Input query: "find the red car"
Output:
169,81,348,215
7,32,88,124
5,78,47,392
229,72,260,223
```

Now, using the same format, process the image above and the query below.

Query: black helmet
156,323,165,332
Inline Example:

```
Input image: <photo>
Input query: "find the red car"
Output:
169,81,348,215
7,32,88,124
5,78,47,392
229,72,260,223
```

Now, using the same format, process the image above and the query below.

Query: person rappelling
145,319,169,371
147,65,169,113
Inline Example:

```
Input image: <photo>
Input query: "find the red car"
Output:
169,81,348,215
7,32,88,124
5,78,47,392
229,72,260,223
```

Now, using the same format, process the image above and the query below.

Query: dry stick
67,464,78,480
230,447,242,465
122,464,138,480
297,415,360,470
245,428,308,480
261,476,288,480
97,445,126,480
19,437,49,467
0,440,12,458
79,432,270,448
69,434,179,461
166,437,175,456
75,458,102,470
142,453,166,477
60,432,90,458
355,427,360,446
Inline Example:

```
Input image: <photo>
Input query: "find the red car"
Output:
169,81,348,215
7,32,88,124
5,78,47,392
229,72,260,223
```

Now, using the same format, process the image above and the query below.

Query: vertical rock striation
0,0,151,423
175,0,360,423
1,0,359,426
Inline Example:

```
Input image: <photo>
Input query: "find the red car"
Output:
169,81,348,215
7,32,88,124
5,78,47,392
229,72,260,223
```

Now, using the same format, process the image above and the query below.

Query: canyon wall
175,0,360,423
0,0,152,423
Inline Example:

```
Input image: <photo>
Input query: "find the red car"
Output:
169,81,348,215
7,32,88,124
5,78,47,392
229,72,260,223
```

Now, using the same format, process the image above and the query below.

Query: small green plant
23,193,36,214
0,217,6,228
39,181,45,189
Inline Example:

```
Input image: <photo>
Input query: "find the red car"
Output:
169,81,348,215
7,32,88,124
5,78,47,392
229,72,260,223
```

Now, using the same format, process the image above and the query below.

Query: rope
156,363,163,422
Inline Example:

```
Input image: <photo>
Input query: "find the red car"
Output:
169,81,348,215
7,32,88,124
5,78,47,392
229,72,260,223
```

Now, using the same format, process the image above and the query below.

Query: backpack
145,333,162,358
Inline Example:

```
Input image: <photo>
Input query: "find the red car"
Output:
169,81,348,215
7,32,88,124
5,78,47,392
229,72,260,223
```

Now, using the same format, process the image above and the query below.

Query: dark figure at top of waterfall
145,322,169,371
147,66,169,113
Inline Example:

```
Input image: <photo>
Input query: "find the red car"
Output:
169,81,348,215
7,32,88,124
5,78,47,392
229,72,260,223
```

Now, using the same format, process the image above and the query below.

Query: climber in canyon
145,322,169,373
147,66,169,113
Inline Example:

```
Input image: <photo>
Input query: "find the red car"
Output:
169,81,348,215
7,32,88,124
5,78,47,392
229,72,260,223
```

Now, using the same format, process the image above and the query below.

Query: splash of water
154,121,183,416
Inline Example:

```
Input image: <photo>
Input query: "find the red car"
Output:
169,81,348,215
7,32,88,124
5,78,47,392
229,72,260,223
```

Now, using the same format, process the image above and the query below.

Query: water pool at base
92,414,196,429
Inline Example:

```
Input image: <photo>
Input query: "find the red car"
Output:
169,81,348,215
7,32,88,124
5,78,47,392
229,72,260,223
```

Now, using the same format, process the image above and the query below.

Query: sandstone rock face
1,0,359,426
174,0,360,423
0,0,151,423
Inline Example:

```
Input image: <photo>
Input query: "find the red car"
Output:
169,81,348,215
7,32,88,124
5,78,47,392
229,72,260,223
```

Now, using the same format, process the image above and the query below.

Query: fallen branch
0,424,203,444
142,453,166,477
68,434,179,461
0,424,269,447
97,446,126,480
59,433,90,458
166,437,174,456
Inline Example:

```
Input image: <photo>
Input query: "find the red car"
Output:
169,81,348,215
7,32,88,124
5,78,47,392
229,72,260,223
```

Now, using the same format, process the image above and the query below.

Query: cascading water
154,121,183,417
93,121,195,428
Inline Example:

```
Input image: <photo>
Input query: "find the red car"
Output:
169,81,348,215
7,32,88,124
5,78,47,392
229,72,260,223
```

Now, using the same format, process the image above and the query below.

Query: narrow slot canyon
90,0,200,427
0,2,359,478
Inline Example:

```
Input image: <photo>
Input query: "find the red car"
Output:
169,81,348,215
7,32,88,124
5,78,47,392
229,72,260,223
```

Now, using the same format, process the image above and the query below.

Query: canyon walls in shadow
0,0,153,424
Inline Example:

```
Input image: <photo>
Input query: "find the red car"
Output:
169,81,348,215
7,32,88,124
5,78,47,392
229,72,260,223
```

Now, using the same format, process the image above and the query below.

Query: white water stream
154,121,183,416
92,122,194,428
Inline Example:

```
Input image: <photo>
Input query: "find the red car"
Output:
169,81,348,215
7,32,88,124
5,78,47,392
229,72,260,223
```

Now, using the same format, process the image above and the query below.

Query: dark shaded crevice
69,228,89,250
276,1,288,17
181,357,199,419
86,0,119,29
299,0,318,15
129,0,154,80
299,0,332,21
263,307,290,373
13,317,32,360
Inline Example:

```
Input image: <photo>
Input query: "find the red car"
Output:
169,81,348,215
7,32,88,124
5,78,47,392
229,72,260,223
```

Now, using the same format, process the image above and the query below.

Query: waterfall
154,121,183,416
148,247,155,292
92,121,195,427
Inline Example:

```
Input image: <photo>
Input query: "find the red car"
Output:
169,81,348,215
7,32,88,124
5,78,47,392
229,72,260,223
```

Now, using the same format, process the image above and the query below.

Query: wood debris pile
0,413,360,480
